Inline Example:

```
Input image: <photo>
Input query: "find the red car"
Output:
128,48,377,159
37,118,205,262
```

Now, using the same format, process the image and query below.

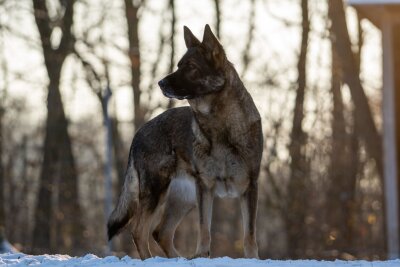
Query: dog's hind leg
131,210,153,259
240,180,259,259
153,176,196,258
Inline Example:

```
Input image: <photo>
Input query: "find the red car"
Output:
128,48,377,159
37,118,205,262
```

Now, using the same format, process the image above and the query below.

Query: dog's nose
158,79,166,88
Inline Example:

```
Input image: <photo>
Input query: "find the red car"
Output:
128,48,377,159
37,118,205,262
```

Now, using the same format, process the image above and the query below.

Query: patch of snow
0,239,18,254
0,253,399,267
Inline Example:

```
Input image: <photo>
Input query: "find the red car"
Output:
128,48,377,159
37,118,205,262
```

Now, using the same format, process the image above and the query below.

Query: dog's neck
188,64,260,134
189,64,246,115
188,95,213,115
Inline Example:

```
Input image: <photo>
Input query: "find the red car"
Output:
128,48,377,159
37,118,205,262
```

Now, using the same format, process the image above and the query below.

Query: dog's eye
189,67,200,78
187,64,196,70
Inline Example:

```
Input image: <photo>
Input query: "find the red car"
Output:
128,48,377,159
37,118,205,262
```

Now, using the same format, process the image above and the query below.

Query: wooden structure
349,0,400,259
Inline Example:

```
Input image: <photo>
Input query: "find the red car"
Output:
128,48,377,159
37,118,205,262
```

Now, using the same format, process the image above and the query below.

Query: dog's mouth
158,78,195,100
161,89,193,100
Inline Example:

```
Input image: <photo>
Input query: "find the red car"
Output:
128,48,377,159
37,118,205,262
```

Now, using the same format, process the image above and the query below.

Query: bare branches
32,0,77,73
146,11,168,112
241,0,256,77
32,0,53,54
58,0,76,55
167,0,176,109
124,0,144,129
0,24,41,50
286,0,310,257
213,0,221,38
264,0,299,27
328,0,382,175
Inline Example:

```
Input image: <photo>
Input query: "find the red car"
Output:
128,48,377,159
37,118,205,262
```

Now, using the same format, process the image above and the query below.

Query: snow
0,253,399,267
0,240,18,254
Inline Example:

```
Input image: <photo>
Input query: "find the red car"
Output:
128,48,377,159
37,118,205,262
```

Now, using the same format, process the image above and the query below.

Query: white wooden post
382,15,400,260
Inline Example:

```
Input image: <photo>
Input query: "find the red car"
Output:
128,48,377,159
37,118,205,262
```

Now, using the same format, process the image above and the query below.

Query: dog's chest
193,133,249,198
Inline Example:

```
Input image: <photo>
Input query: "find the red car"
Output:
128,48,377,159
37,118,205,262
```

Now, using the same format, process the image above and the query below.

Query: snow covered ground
0,253,399,267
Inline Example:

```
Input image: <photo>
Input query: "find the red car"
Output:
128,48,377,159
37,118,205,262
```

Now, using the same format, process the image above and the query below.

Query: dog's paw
189,251,210,259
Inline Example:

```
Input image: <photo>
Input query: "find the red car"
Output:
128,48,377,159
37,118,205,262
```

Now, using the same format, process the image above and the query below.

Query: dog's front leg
194,184,214,258
240,180,259,259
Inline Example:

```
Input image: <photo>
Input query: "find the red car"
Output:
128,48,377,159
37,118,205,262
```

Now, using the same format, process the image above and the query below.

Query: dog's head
158,25,226,100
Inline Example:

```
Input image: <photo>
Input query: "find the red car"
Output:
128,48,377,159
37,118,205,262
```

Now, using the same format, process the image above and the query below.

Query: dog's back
129,107,195,210
107,107,194,238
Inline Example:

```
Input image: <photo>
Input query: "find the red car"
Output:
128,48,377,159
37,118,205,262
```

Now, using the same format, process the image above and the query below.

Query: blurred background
0,0,399,261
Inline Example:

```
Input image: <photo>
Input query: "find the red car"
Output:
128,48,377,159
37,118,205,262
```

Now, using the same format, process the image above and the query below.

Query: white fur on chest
190,111,250,199
196,101,211,114
189,97,212,115
168,172,197,203
215,178,241,198
194,141,249,198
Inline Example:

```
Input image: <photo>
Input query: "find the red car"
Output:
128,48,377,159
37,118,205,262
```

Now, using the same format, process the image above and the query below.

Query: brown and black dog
107,25,263,259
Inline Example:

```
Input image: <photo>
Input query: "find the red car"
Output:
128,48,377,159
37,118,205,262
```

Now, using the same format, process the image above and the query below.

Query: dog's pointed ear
202,24,222,51
202,24,225,68
184,26,200,48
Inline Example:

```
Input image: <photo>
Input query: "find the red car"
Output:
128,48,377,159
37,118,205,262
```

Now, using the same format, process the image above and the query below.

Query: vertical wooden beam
393,22,400,260
382,16,400,259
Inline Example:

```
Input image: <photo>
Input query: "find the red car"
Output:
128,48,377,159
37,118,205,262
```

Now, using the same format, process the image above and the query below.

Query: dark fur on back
107,107,194,240
131,107,194,210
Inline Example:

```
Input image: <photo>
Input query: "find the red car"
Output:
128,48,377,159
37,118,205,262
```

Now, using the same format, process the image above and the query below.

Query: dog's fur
107,25,263,259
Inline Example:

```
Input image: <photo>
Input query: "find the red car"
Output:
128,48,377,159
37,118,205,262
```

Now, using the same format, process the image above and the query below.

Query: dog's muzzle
158,79,193,100
158,79,175,98
158,79,167,89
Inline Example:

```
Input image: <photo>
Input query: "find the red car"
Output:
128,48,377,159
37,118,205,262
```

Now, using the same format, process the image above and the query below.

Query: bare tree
285,0,310,258
328,0,382,175
32,0,84,254
0,11,8,245
241,0,256,77
325,43,359,256
213,0,221,38
328,0,385,254
124,0,145,130
0,95,4,243
167,0,177,109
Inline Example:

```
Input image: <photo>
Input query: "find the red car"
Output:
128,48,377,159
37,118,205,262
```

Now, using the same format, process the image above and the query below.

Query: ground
0,253,399,267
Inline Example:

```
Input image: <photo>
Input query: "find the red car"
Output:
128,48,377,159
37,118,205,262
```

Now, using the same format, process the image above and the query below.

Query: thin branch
213,0,221,38
264,0,300,27
167,0,176,109
58,0,76,55
0,24,42,49
241,0,256,77
32,0,53,59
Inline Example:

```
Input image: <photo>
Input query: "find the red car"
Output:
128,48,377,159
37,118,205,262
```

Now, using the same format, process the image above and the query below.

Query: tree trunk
111,117,126,190
286,0,310,258
124,0,144,130
0,105,4,236
167,0,176,109
213,0,221,39
32,0,83,254
328,0,385,254
328,0,382,175
241,0,256,77
34,74,83,254
325,45,358,257
18,137,30,245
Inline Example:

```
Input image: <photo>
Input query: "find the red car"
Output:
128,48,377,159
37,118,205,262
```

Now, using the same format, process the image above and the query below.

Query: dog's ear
184,26,200,48
201,24,225,68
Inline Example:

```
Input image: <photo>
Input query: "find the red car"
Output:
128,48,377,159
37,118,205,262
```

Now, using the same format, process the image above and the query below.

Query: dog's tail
107,158,139,241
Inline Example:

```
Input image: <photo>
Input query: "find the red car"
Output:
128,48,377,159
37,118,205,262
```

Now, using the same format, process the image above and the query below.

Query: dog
107,24,263,259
